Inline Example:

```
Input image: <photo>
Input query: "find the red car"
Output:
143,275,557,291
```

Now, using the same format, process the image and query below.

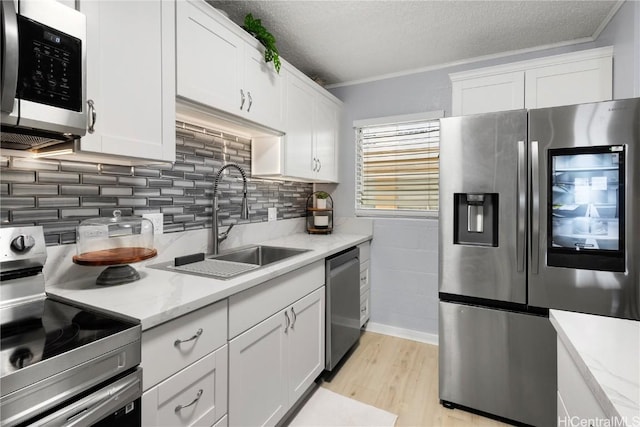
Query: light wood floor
320,331,510,427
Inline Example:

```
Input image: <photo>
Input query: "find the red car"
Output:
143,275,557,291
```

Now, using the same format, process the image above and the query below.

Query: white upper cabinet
176,0,283,131
452,71,525,116
175,0,341,183
524,54,612,109
252,66,341,183
244,47,284,130
78,0,175,163
451,47,613,116
282,70,316,179
313,94,339,182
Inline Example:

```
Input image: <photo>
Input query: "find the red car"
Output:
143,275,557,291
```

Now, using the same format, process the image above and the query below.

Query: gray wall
1,123,311,245
325,1,639,339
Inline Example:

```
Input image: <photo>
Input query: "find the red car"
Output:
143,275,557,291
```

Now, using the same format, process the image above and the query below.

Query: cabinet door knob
174,389,203,413
240,89,246,110
174,328,203,347
87,99,97,133
247,91,253,112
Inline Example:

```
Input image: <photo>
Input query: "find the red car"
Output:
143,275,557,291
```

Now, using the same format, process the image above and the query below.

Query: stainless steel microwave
1,0,86,150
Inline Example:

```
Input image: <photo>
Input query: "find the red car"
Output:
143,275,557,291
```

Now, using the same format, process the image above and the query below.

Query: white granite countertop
550,309,640,425
46,231,371,331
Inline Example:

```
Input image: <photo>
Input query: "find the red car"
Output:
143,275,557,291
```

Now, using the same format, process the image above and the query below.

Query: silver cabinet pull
290,307,297,329
87,99,97,133
317,159,321,172
284,310,290,334
174,389,203,413
174,328,203,347
247,91,253,112
240,89,245,110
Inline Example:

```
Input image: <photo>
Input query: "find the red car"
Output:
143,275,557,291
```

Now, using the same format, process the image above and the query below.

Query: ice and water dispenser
453,193,499,247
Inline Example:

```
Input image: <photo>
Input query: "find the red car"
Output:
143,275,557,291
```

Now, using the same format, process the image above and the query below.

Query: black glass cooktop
1,298,136,375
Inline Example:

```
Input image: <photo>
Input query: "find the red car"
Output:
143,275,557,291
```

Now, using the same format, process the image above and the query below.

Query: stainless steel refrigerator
438,98,640,426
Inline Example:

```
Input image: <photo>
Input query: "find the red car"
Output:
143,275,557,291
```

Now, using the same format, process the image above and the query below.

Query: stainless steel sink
209,245,309,266
149,245,310,280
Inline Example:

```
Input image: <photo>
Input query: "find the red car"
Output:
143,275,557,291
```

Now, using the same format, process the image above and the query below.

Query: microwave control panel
16,15,82,112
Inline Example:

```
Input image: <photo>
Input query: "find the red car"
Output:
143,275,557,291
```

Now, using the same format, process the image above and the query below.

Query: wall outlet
142,213,164,235
268,207,277,222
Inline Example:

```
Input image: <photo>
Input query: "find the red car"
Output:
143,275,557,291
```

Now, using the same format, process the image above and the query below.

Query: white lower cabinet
556,336,607,426
229,287,325,427
142,345,228,427
141,300,228,426
358,241,371,327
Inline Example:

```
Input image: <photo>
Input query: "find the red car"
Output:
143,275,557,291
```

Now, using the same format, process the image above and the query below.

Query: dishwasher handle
328,257,360,279
326,247,360,271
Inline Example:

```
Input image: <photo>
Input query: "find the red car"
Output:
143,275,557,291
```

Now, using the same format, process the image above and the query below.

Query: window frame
354,111,443,219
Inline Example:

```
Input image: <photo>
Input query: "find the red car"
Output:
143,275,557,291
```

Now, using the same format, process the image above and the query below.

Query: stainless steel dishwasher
325,246,361,371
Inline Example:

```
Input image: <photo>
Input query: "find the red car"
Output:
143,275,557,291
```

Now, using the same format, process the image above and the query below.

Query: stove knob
10,348,34,369
11,235,36,253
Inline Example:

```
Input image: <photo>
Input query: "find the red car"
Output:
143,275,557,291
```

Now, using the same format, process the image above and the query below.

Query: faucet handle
218,223,234,242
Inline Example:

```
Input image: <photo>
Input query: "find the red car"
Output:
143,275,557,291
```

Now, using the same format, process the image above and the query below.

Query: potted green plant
315,191,330,209
243,13,281,73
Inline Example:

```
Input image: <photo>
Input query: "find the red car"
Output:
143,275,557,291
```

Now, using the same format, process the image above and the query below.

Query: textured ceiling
208,1,620,86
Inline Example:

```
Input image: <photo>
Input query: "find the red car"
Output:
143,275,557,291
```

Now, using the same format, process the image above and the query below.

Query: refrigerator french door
438,98,640,426
529,100,639,319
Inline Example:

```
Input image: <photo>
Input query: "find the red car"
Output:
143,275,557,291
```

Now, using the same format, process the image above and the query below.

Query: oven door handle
32,369,141,427
1,0,19,113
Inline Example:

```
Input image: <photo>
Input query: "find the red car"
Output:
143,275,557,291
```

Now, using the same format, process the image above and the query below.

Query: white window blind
356,116,440,215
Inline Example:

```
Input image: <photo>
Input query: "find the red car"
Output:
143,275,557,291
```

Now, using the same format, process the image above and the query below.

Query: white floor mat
288,387,398,427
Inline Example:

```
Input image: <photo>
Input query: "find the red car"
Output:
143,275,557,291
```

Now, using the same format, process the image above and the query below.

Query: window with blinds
355,116,440,215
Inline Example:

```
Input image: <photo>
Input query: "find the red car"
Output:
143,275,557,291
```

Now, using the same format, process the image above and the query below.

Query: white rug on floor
288,387,397,427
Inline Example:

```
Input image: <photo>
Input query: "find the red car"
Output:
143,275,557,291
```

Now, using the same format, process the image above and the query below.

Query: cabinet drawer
142,300,228,390
360,290,370,327
359,261,370,294
143,345,228,427
358,242,370,263
229,261,324,338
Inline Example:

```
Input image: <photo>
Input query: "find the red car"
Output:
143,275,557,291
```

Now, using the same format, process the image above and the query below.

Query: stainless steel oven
1,0,87,149
0,226,142,427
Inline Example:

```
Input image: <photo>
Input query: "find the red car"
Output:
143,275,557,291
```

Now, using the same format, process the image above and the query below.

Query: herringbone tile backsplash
0,121,312,245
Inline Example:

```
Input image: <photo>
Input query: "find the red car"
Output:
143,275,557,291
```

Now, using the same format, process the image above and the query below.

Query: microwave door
1,0,19,125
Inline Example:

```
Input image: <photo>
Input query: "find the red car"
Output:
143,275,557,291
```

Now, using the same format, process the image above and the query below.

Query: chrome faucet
212,163,249,255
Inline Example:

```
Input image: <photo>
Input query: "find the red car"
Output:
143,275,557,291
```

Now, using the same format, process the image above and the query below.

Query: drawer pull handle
174,389,203,413
174,328,203,347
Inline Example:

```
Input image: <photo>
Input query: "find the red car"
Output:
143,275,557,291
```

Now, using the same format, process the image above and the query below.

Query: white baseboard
364,322,439,346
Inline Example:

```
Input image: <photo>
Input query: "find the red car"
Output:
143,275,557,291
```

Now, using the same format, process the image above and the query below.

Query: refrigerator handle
531,140,540,275
517,140,526,273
